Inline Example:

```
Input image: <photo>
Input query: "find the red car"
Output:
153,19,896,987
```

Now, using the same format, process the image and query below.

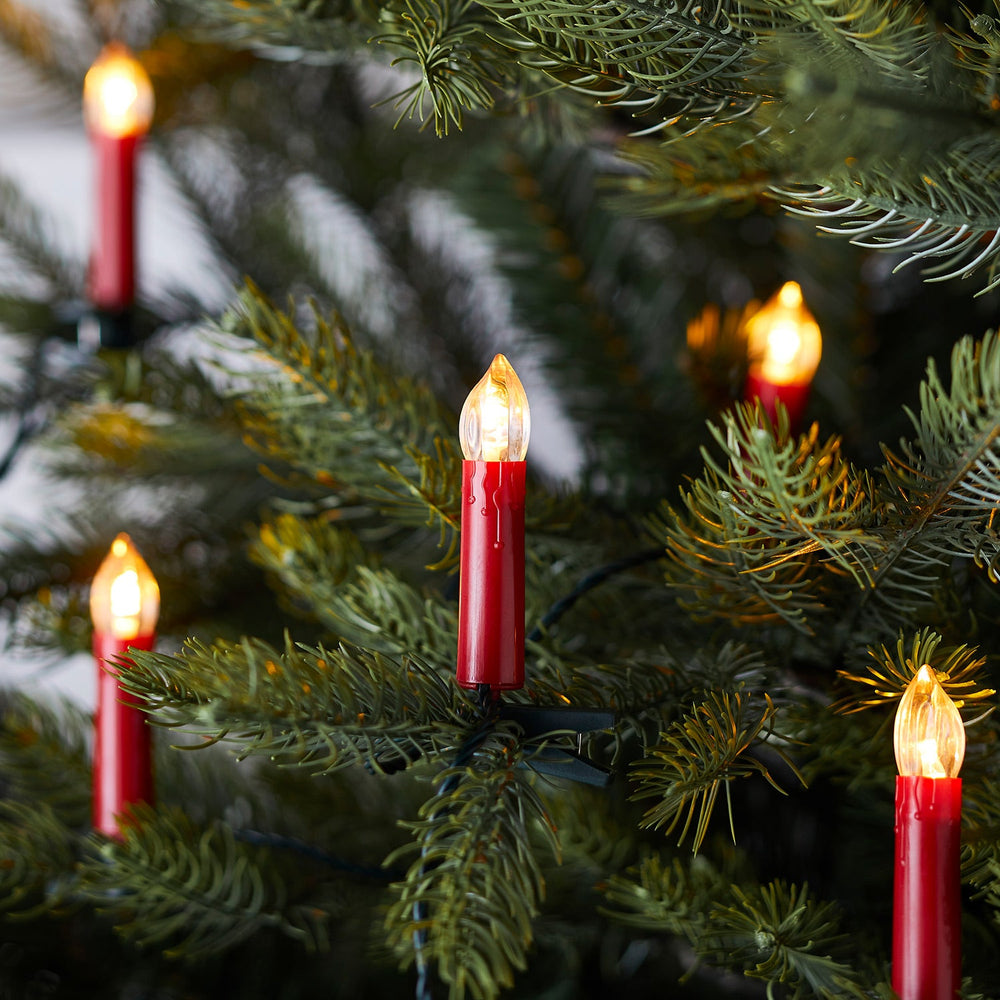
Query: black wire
232,828,403,881
526,546,665,643
0,338,48,482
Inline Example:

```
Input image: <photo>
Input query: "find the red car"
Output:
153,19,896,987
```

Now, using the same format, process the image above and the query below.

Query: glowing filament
459,354,530,461
745,281,822,386
91,533,160,641
83,43,154,138
894,664,965,778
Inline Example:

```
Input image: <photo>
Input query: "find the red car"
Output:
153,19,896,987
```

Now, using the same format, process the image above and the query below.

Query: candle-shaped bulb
83,43,154,139
894,664,966,778
745,281,822,386
91,533,160,641
459,354,530,461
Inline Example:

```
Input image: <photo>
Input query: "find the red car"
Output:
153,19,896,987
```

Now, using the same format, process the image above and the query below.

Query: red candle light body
457,460,525,690
89,132,140,312
893,774,962,1000
93,631,155,837
744,371,811,432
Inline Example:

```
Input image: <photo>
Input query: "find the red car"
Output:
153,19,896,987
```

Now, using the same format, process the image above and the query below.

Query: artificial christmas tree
1,1,999,999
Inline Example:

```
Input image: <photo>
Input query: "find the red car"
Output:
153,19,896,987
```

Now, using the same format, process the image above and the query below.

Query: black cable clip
499,704,615,787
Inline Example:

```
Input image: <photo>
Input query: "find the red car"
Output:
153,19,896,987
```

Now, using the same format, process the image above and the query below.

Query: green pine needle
121,635,470,775
631,691,803,853
837,627,995,713
385,728,559,1000
78,806,334,959
708,881,860,998
0,801,78,919
224,281,465,564
0,693,92,827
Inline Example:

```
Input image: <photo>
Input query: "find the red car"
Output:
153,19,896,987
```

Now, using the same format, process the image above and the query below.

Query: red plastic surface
88,132,140,311
457,460,525,690
93,631,155,837
893,775,962,1000
744,372,811,433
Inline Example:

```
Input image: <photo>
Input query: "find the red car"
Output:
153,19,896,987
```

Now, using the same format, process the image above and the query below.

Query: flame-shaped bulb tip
459,354,531,461
746,281,822,386
893,664,966,778
83,43,154,138
90,532,160,640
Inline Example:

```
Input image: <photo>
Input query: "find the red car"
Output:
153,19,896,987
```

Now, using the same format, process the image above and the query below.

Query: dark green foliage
76,807,334,958
0,694,92,827
0,802,78,918
385,728,559,1000
650,331,1000,659
707,881,860,998
650,405,875,632
631,692,802,851
122,636,470,774
605,860,867,996
3,0,1000,998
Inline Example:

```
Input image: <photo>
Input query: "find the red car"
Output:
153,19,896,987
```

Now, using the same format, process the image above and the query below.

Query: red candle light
892,664,965,1000
90,533,160,837
82,43,154,315
456,354,530,690
743,281,822,431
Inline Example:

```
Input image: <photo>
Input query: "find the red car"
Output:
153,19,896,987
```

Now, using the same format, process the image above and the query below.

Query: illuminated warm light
745,281,822,386
83,43,154,138
459,354,530,461
90,533,160,640
110,568,141,614
893,664,966,778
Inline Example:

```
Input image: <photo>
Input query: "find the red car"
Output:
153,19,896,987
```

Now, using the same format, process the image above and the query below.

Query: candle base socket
78,308,135,351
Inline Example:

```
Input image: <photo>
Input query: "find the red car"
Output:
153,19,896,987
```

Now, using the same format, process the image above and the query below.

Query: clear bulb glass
745,281,822,385
894,664,966,778
83,43,154,138
90,533,160,640
459,354,530,461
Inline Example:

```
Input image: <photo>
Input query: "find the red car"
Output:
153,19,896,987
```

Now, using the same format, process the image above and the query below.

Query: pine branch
476,0,755,131
605,859,866,995
122,635,469,774
251,512,460,661
836,627,995,714
77,806,334,959
631,691,802,852
165,0,382,55
375,0,507,135
708,881,861,998
603,852,726,941
856,330,1000,631
224,282,465,561
0,174,83,297
0,2,90,96
0,801,78,919
774,141,1000,296
784,697,892,789
650,405,874,633
51,398,255,482
380,439,463,571
524,641,769,760
961,774,1000,880
385,727,559,1000
0,694,92,827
